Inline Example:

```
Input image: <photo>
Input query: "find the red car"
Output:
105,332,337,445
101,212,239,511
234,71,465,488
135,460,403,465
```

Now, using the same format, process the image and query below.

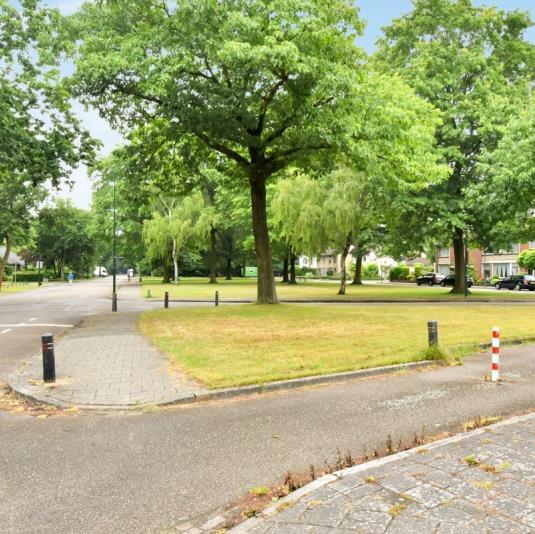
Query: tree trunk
172,238,179,284
225,257,232,280
338,233,352,295
59,261,65,281
0,233,11,291
162,258,172,284
452,227,467,294
209,226,218,283
352,250,363,285
249,175,278,304
289,250,297,285
282,255,289,283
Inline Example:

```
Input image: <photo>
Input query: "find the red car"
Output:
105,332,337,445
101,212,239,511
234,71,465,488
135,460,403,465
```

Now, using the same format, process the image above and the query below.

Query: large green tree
36,200,95,279
66,0,370,303
0,0,95,288
377,0,535,293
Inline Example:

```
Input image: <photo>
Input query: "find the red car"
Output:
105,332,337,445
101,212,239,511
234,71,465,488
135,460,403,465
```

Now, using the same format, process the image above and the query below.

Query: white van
94,266,108,277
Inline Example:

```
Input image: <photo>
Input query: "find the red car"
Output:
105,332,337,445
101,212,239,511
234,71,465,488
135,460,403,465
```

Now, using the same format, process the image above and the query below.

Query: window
529,242,535,249
511,244,520,253
438,247,450,257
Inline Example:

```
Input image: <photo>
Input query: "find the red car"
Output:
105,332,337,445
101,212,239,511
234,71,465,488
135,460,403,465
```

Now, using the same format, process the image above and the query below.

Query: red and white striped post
491,326,500,382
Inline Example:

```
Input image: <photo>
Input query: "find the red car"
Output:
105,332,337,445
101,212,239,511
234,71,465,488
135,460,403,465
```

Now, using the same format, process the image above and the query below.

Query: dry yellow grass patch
139,303,535,388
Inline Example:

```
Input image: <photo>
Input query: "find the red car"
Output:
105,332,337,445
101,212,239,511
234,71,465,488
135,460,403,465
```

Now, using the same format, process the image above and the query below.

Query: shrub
389,264,410,281
517,249,535,273
413,263,425,279
363,263,379,279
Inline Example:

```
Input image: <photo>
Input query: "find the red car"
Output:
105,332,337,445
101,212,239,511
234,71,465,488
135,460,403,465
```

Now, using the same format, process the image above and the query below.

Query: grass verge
141,277,535,301
139,303,535,388
0,282,41,296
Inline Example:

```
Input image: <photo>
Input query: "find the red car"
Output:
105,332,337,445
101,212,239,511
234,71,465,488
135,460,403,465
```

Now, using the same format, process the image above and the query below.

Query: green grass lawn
141,277,535,301
139,303,535,389
0,282,42,296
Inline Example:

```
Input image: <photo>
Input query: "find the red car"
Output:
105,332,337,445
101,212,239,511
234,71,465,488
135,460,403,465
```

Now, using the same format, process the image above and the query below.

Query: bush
363,263,379,279
389,264,410,281
413,263,425,279
10,272,41,282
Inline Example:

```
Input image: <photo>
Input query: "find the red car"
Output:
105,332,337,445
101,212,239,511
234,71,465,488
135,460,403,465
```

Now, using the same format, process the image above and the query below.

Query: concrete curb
231,412,535,533
7,360,436,411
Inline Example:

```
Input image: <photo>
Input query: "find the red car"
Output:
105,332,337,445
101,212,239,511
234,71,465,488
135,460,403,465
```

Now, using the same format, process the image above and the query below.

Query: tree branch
194,132,250,168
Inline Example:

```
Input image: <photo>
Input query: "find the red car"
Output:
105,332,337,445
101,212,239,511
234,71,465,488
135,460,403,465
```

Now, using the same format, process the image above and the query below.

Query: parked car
416,272,445,286
440,274,474,288
495,274,535,291
93,266,108,277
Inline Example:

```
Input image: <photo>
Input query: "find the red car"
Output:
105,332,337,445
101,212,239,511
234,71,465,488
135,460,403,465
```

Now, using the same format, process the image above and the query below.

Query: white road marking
28,317,37,322
0,323,74,328
1,328,12,334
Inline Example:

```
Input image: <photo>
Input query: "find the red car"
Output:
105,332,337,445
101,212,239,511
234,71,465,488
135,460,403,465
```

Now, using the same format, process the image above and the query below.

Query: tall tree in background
143,192,208,284
36,200,95,279
377,0,535,293
67,0,368,303
0,0,95,288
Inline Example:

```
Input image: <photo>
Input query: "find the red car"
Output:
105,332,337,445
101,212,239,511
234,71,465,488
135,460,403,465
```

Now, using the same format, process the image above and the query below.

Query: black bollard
112,292,118,312
164,291,169,309
42,334,55,383
215,290,219,307
428,320,438,346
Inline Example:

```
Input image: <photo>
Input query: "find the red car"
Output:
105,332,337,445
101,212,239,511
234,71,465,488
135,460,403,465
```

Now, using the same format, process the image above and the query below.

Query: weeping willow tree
271,173,325,284
273,170,378,295
143,192,208,283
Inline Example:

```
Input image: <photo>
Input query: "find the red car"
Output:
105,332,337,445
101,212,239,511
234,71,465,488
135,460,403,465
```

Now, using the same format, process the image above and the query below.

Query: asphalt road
1,281,534,533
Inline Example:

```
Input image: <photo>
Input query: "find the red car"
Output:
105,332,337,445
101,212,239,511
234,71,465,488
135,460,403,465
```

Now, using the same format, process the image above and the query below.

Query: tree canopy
377,0,535,293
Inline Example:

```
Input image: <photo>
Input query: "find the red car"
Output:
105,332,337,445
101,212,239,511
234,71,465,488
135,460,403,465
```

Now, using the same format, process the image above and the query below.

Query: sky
44,0,535,209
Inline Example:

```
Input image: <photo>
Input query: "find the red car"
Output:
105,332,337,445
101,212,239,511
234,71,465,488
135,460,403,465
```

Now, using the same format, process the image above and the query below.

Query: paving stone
12,311,207,408
235,416,535,534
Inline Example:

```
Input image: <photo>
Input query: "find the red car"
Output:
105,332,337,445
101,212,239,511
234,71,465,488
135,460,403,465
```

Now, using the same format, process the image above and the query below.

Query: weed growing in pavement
365,476,378,484
464,455,481,467
463,415,502,431
472,480,495,490
309,464,316,481
496,461,512,472
386,433,394,455
249,486,270,496
388,503,406,516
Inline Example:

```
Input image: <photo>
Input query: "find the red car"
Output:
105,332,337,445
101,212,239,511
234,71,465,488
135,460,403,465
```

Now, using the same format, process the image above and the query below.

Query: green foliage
413,263,425,279
36,199,95,278
363,263,379,279
389,264,410,281
377,0,535,291
517,250,535,273
143,192,209,282
0,0,96,288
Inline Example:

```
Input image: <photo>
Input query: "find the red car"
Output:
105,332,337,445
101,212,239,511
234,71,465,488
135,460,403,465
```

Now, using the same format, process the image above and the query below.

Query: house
0,247,25,267
435,242,535,278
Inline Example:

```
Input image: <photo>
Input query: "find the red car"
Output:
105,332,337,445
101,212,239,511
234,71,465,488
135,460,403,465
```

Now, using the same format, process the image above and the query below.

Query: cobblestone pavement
8,310,207,408
235,414,535,533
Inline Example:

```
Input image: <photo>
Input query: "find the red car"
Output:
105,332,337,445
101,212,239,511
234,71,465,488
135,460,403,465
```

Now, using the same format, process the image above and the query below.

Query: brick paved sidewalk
9,311,207,408
234,414,535,533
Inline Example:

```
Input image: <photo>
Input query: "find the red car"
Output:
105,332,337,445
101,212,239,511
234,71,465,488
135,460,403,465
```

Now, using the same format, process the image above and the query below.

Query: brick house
435,242,535,279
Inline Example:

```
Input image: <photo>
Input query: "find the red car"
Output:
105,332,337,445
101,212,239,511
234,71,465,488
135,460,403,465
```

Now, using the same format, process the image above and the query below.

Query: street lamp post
37,257,42,287
112,177,117,312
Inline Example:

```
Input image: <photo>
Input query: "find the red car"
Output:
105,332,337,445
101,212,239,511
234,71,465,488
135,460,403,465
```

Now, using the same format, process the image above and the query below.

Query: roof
0,247,25,266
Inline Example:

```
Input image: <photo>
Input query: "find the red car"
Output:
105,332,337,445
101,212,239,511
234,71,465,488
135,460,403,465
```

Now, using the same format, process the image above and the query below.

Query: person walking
68,272,74,285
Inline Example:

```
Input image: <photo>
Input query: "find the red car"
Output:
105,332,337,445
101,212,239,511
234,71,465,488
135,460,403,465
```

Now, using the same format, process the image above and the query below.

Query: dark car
495,274,535,291
440,274,474,288
416,272,445,286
